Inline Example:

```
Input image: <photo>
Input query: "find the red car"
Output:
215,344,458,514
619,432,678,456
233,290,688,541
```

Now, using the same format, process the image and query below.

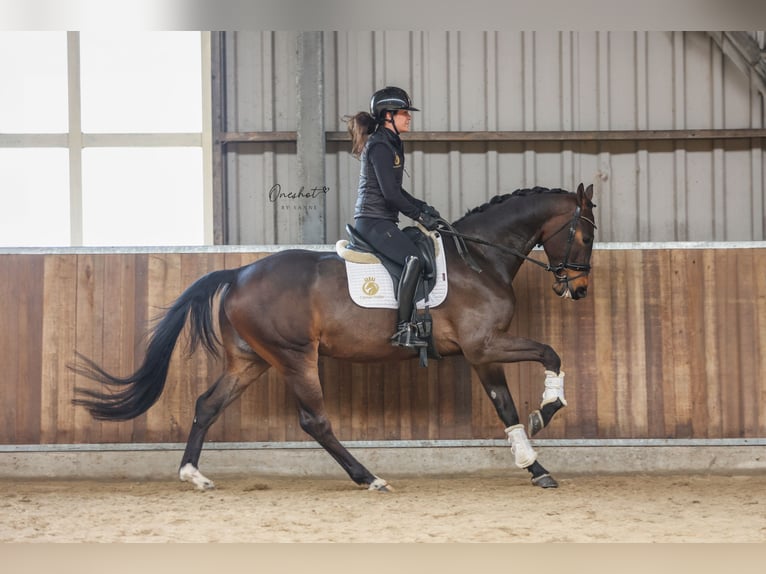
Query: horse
72,183,596,491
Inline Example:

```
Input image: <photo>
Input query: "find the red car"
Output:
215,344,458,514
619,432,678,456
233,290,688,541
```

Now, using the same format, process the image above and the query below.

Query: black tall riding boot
390,256,428,348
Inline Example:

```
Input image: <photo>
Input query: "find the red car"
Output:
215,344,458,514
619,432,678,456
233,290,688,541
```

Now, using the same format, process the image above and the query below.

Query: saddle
343,223,439,302
341,224,443,366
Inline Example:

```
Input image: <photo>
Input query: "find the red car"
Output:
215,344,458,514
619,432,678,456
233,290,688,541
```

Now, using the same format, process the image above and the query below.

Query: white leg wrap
541,370,567,407
505,424,538,468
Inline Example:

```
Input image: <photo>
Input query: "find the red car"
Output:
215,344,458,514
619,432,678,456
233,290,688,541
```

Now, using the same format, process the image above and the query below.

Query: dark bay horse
72,183,596,491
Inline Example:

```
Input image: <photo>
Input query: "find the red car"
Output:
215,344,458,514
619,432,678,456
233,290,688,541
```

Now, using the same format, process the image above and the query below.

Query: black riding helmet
370,86,419,122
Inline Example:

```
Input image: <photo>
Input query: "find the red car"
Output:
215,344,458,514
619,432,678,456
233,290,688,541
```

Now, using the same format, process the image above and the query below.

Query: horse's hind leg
179,353,270,490
281,357,389,491
474,363,558,488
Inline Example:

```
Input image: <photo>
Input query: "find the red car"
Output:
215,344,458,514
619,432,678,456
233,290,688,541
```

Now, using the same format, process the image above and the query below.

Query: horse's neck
456,196,561,279
464,198,549,250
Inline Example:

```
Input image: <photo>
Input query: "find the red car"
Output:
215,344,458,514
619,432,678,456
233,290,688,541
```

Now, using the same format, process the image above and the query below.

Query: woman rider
345,86,442,349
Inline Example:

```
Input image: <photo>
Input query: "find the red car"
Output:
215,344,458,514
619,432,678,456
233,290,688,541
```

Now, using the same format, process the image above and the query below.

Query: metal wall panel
223,31,765,245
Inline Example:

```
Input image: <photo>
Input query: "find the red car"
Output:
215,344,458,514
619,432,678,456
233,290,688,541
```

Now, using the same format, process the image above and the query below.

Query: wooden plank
736,249,759,436
381,362,402,440
400,360,421,440
686,250,711,438
17,256,44,444
394,362,412,440
365,362,385,440
40,254,78,444
0,255,44,444
755,249,766,435
641,250,666,437
701,250,723,436
626,250,649,436
668,249,693,436
612,250,635,437
73,254,107,444
350,362,368,440
593,249,617,437
0,256,22,443
410,360,430,439
0,257,18,442
719,249,742,436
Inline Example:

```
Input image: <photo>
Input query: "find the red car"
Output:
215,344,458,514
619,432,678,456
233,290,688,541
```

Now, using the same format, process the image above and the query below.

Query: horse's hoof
531,473,558,489
367,477,393,492
528,410,544,436
179,463,216,491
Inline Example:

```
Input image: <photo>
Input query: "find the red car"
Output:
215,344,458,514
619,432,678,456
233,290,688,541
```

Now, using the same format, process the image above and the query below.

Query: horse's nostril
575,287,588,299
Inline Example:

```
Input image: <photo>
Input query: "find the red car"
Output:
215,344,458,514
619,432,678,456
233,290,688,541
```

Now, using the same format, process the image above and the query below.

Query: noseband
437,204,596,283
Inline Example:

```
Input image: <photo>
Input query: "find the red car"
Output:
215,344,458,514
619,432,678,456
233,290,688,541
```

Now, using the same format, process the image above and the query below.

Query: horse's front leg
528,369,568,437
473,363,558,489
469,335,568,436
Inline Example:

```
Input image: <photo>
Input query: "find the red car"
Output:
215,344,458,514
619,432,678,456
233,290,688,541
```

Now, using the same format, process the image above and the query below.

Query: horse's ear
576,182,595,207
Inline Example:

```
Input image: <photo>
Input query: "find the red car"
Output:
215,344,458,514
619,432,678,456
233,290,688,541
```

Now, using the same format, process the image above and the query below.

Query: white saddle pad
336,234,448,309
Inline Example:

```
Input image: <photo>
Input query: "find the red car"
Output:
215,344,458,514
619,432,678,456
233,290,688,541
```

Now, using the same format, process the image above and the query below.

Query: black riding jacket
354,127,425,223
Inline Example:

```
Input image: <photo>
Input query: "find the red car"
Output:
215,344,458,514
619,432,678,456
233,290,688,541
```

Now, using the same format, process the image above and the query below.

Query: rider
345,86,442,349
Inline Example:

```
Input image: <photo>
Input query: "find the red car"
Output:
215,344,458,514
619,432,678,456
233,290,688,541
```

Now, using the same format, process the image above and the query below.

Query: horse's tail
71,267,241,421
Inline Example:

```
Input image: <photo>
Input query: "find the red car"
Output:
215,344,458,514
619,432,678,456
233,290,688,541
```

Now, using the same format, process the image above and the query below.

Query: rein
436,206,597,279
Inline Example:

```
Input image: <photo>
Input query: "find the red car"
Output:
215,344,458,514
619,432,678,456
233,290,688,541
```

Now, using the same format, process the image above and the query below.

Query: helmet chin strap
384,112,400,135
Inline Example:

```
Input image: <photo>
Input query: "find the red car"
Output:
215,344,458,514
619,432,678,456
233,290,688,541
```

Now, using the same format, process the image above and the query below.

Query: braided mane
455,186,570,224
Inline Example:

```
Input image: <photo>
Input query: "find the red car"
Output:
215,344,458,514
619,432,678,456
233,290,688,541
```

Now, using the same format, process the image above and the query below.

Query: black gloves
418,211,440,231
418,204,442,230
421,204,441,219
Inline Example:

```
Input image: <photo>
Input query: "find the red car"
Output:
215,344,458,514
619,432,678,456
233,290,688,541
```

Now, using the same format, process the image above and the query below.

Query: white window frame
0,31,214,246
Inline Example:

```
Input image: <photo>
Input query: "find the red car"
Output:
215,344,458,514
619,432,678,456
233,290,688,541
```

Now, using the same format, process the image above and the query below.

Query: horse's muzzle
572,285,588,299
552,277,589,300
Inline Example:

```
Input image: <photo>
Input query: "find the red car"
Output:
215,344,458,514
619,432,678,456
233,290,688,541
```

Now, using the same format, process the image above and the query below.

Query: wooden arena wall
1,245,765,446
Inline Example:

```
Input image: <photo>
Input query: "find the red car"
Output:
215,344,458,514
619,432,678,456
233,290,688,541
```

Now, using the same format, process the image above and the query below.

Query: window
0,31,212,247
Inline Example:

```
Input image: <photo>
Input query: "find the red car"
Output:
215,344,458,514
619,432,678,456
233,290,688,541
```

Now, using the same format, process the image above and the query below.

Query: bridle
436,203,597,285
538,204,597,290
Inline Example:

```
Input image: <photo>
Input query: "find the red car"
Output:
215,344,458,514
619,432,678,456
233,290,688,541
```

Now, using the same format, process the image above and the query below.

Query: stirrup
390,322,428,348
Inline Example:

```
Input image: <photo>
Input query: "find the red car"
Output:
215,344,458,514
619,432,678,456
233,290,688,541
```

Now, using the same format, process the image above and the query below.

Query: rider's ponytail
344,112,377,159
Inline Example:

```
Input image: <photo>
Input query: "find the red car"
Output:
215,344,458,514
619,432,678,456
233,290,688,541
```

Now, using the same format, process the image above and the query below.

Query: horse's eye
582,236,593,245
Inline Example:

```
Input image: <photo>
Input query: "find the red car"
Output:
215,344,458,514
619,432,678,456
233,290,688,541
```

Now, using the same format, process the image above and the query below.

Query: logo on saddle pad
362,277,380,296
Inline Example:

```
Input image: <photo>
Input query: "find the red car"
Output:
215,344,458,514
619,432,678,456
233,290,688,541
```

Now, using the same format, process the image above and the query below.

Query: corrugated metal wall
222,31,765,245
